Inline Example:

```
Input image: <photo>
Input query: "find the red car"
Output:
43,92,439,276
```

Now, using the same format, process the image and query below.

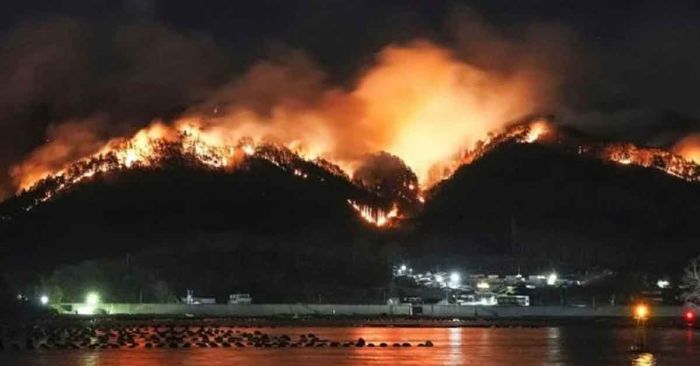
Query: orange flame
15,40,700,224
523,120,550,143
600,143,699,180
424,119,551,183
12,41,547,195
673,134,700,165
347,200,400,227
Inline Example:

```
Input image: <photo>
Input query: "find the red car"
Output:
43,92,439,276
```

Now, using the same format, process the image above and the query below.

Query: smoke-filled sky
2,0,700,199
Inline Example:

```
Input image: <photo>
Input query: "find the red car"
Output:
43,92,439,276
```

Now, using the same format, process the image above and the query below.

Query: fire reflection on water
0,327,695,366
631,353,656,366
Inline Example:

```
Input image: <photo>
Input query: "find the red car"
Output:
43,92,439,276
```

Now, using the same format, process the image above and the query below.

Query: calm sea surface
1,326,697,365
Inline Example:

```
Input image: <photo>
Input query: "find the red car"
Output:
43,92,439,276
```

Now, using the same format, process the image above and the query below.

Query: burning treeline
10,41,547,193
7,41,700,227
10,116,700,228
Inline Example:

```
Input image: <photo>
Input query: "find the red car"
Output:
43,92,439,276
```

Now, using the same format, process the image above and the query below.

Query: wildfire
7,37,700,225
12,119,409,226
426,119,552,183
9,39,549,226
597,143,700,181
242,144,256,156
347,200,400,227
12,121,340,210
673,134,700,165
11,113,700,226
12,40,546,198
523,120,550,143
424,118,700,186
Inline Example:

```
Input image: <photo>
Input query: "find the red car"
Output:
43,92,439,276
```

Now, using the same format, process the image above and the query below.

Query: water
1,326,698,365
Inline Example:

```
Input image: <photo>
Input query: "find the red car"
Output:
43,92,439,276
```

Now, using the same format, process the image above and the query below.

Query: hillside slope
414,142,700,271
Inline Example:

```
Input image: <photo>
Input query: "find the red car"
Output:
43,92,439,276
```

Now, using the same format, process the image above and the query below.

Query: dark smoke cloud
443,6,585,127
563,14,700,146
200,48,328,117
507,2,700,146
447,7,583,88
3,1,700,197
0,18,88,197
0,16,229,198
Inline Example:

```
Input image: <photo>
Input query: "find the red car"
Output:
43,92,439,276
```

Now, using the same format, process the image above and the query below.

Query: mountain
413,142,700,272
0,147,395,303
1,121,699,302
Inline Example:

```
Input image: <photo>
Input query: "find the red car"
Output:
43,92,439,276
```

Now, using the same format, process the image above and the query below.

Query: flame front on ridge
8,117,700,227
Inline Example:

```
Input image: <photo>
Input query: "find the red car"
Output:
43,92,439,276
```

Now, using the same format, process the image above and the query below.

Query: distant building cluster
391,264,597,307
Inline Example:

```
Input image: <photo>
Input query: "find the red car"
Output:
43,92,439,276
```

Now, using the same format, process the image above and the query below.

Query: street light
449,272,461,288
39,295,49,305
86,292,100,306
634,304,649,321
632,303,650,352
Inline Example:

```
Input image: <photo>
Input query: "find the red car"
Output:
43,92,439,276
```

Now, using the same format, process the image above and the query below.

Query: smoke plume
0,17,228,198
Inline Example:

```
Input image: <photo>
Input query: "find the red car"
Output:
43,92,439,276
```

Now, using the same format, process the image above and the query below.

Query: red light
686,311,695,321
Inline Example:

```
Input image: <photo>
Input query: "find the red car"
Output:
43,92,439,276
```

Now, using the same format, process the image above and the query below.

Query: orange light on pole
634,304,649,321
631,303,650,352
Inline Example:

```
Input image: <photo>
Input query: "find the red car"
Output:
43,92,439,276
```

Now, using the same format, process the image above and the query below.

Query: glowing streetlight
631,303,651,352
39,295,49,305
476,281,490,290
449,272,461,288
400,264,407,272
634,304,649,321
86,292,100,306
656,280,670,289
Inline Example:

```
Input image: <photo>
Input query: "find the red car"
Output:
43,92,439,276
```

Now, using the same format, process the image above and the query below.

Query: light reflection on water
0,327,698,366
546,325,562,364
631,353,656,366
446,327,462,365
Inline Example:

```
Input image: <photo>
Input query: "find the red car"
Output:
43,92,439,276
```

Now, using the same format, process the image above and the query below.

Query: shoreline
4,315,695,330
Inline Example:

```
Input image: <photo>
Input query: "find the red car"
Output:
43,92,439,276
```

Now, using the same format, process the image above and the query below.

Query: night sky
2,0,700,197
